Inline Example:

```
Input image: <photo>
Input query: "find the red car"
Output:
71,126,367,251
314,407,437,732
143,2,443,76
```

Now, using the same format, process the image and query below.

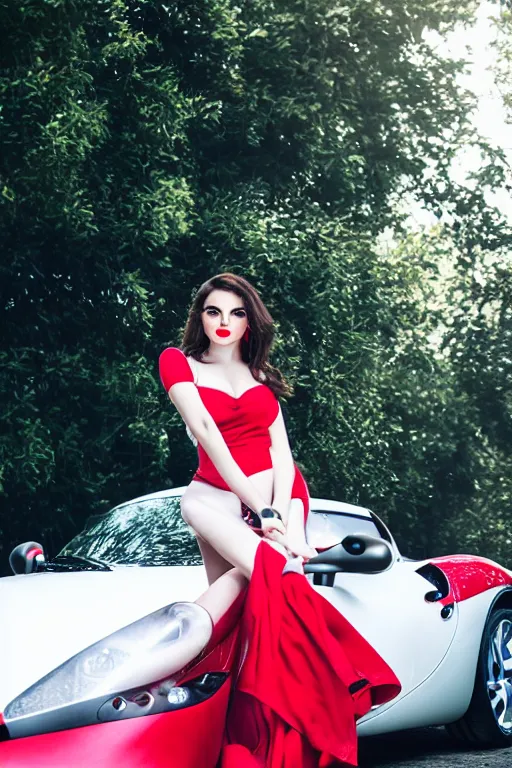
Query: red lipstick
216,329,231,338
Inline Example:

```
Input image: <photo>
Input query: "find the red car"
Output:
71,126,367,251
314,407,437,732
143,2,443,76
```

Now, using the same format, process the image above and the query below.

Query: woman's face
201,289,248,347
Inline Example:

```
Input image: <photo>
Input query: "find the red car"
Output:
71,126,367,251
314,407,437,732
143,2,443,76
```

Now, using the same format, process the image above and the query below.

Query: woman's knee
180,493,223,528
180,494,198,526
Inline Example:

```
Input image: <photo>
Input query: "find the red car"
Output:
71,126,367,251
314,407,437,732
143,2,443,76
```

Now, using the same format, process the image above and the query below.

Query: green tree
1,0,507,570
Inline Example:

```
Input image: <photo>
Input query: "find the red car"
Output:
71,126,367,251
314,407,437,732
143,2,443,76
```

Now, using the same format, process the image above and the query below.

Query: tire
446,607,512,748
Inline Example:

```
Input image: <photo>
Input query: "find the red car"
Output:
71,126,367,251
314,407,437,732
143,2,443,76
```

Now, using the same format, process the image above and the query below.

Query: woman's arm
168,382,282,527
268,405,295,524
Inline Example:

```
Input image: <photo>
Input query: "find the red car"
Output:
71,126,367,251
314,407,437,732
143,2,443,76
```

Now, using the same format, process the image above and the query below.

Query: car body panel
0,674,230,768
314,559,459,699
428,555,512,605
357,586,505,735
0,565,208,710
1,487,510,762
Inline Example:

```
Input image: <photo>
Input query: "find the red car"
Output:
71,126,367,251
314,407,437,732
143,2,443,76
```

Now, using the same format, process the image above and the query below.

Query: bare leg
285,499,317,560
195,567,248,624
181,471,301,622
195,533,233,586
180,473,273,580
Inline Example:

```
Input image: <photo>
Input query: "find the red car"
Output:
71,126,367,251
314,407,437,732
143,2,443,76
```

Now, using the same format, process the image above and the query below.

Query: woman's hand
260,516,286,538
261,515,317,562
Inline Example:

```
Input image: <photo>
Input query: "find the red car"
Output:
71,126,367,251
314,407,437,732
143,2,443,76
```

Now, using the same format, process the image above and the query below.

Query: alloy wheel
487,618,512,733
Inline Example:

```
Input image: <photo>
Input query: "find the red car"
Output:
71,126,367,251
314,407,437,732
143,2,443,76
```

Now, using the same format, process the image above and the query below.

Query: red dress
159,347,401,766
221,542,401,768
159,347,309,518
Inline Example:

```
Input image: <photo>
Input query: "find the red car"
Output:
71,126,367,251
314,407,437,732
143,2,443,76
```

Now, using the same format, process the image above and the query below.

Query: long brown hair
181,273,291,398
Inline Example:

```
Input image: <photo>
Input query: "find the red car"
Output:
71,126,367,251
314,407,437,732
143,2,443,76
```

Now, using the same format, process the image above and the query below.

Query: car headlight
4,602,215,739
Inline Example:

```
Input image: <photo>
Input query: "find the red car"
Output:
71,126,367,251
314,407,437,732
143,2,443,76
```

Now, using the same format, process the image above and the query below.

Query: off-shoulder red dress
159,347,310,519
159,346,401,767
221,542,401,768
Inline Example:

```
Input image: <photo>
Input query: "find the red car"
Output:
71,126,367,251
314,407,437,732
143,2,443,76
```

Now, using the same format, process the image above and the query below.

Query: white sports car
0,488,511,768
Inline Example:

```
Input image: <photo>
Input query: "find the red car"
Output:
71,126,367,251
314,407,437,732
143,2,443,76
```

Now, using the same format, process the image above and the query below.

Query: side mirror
304,534,393,586
9,541,46,575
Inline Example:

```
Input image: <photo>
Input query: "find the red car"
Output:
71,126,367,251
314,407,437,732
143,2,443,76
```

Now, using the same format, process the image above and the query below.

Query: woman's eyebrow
202,304,246,312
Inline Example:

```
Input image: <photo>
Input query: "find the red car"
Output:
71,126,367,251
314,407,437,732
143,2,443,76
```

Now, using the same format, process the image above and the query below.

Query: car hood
0,565,208,711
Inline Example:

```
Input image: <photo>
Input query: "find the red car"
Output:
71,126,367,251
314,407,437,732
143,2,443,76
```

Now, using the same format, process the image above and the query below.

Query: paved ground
359,727,511,768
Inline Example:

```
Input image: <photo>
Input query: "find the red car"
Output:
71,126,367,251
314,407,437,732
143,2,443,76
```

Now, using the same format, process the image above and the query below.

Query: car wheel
446,607,512,748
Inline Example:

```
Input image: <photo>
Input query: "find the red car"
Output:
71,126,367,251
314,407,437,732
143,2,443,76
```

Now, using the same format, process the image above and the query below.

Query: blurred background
1,0,511,574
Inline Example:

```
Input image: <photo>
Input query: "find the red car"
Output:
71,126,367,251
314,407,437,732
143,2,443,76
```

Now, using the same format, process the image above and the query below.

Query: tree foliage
1,0,510,571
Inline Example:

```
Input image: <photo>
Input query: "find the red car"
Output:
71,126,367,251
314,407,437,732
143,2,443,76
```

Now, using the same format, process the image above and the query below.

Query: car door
306,508,458,697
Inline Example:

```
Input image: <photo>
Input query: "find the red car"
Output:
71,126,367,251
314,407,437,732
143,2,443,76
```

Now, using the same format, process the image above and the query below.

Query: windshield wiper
51,554,112,571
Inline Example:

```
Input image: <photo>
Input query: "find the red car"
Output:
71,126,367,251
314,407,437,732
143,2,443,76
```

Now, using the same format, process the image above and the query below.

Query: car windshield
60,497,387,568
59,495,202,567
306,509,382,548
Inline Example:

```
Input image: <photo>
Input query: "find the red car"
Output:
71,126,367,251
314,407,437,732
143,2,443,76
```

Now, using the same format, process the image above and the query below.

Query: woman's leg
180,471,274,580
182,474,310,623
195,533,233,586
285,499,317,559
195,567,248,624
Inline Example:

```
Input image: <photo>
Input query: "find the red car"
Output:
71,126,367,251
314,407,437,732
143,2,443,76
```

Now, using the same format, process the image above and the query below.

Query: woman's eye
233,310,247,318
206,309,219,316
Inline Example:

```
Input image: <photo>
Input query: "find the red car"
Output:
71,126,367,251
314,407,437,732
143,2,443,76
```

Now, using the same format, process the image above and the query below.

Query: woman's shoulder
159,345,186,359
256,369,278,396
159,346,199,366
258,376,280,406
158,347,195,390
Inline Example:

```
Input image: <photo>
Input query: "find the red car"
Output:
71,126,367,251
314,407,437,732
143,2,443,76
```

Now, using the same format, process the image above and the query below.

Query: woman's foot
283,535,317,562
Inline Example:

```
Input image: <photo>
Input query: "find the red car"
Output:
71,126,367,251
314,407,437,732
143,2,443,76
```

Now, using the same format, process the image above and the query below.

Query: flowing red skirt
220,542,401,768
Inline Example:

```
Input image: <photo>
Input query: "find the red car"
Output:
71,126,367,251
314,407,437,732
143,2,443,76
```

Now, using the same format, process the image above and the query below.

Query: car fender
428,555,512,605
357,585,507,736
314,558,459,698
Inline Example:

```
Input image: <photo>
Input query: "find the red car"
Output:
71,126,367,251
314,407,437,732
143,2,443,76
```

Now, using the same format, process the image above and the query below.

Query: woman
159,273,400,768
159,272,315,587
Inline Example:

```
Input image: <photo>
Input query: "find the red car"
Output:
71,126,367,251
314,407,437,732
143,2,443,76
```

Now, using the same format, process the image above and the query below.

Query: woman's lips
216,329,231,337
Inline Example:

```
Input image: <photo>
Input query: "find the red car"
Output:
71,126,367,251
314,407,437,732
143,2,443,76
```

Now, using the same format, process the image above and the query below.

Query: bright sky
407,1,512,228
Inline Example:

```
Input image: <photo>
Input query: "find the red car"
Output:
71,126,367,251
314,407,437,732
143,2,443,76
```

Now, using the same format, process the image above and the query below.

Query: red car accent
180,626,241,686
25,548,43,560
430,555,512,606
0,676,230,768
